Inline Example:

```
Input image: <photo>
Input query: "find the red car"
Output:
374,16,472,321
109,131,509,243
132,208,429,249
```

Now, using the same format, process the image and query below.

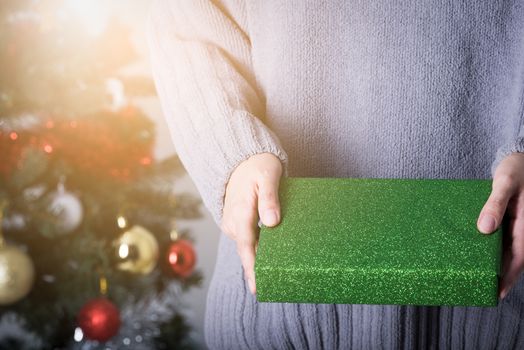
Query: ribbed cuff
206,114,289,229
491,137,524,177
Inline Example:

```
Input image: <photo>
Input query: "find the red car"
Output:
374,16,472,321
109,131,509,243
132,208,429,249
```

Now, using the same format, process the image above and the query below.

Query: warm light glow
9,132,18,140
43,144,53,153
63,0,109,36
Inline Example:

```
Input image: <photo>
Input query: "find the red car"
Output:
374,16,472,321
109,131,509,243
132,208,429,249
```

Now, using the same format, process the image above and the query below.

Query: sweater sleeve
490,127,524,178
146,0,289,228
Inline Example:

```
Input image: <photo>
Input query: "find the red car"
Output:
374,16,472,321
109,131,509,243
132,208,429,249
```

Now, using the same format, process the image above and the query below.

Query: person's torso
244,0,524,179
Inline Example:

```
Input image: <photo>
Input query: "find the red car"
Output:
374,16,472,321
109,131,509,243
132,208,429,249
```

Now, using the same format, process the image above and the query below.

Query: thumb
477,176,516,234
257,170,281,227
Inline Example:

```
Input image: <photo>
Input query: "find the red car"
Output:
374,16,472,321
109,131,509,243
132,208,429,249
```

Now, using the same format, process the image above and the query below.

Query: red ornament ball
77,298,121,342
168,239,196,278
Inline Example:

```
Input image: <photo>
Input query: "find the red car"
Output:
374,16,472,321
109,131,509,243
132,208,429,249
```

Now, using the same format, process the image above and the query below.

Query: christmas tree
0,0,204,348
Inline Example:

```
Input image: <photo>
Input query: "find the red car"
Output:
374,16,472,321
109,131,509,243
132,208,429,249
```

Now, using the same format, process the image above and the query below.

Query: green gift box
255,177,503,307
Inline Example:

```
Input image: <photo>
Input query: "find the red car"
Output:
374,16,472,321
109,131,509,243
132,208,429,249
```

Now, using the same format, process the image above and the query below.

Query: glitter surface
255,178,502,307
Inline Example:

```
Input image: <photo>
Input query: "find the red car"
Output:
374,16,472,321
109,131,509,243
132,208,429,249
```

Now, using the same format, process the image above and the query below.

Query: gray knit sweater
147,0,524,348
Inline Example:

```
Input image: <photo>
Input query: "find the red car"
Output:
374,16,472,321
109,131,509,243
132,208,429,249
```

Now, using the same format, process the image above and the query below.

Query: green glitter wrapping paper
255,177,503,307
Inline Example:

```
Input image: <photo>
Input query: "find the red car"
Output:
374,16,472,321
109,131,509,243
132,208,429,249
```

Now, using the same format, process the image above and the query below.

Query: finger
499,216,524,299
234,205,259,295
257,168,281,227
237,239,257,294
478,175,517,234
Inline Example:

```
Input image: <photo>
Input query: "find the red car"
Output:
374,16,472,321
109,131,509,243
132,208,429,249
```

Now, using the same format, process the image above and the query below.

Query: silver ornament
46,183,83,235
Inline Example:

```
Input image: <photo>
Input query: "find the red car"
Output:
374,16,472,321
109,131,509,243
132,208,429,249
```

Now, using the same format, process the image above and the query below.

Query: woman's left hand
478,152,524,300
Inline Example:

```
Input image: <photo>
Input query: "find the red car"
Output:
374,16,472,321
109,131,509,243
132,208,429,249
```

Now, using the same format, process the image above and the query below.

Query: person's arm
490,131,524,177
147,0,289,228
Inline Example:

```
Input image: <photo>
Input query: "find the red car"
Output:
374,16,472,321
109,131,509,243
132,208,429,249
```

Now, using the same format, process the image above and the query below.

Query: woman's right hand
220,152,284,295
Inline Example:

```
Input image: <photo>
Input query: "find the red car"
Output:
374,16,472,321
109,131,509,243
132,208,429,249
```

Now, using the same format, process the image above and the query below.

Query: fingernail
479,214,496,233
500,288,507,300
248,277,256,294
263,210,278,226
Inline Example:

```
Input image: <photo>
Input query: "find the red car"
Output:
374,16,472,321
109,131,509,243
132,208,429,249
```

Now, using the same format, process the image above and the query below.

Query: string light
99,275,108,295
116,215,127,229
140,157,151,165
73,327,83,342
118,243,129,259
169,228,179,241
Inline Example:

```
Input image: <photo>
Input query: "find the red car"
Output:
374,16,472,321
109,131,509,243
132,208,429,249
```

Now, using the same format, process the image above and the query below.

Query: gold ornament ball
115,225,159,274
0,245,35,305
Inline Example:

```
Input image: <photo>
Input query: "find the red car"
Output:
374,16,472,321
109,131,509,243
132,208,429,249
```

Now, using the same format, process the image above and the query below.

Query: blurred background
0,0,220,349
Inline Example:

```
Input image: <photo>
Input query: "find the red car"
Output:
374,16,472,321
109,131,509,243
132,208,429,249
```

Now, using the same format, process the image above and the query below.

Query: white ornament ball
46,187,83,235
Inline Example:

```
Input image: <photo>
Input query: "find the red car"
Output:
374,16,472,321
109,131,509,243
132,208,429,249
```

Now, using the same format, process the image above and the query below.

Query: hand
220,152,283,295
477,152,524,300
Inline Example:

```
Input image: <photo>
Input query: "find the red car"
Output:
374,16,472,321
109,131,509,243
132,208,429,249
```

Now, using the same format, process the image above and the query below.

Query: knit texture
147,0,524,348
